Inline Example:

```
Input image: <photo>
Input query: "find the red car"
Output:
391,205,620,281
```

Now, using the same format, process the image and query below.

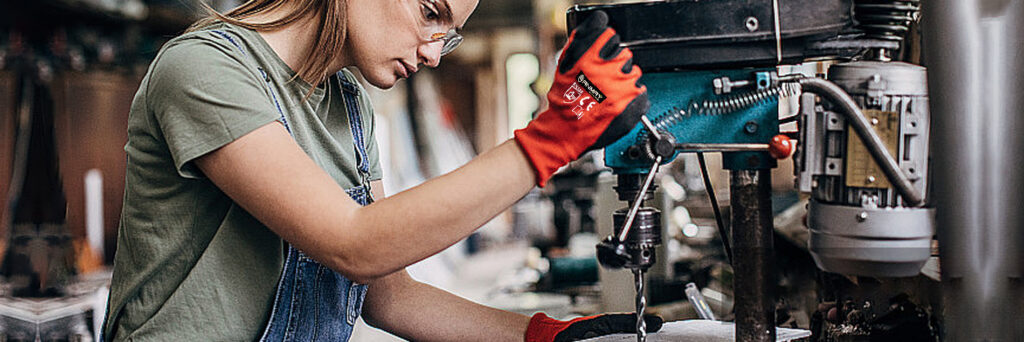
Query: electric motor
797,61,935,277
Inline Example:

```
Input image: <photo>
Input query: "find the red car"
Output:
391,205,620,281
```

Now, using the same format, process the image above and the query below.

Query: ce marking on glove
573,96,597,119
564,82,593,120
565,72,606,120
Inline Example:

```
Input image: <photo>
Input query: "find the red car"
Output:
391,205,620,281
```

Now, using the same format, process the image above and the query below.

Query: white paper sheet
581,320,812,342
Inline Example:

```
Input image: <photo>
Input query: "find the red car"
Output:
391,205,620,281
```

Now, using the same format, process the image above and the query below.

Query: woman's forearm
337,139,536,280
362,270,530,342
197,123,536,283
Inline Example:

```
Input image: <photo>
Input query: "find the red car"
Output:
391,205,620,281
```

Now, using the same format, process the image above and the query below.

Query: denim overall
214,30,374,342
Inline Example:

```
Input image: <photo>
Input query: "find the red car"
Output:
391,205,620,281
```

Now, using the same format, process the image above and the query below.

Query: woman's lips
398,61,416,78
396,61,408,78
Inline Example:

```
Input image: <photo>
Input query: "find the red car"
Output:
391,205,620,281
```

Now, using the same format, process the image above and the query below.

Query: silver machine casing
798,61,935,277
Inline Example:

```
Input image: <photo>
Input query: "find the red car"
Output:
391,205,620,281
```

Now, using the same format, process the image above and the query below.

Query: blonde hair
190,0,347,89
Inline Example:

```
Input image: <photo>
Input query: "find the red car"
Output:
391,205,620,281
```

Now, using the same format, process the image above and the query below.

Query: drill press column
729,170,776,342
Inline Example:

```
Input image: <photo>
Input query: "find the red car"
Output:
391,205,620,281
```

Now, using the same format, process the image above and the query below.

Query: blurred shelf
8,0,198,34
144,2,202,33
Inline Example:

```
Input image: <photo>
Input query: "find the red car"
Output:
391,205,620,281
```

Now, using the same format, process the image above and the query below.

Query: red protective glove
525,312,664,342
514,11,649,187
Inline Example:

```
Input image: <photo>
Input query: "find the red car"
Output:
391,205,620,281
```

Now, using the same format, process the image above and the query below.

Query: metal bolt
713,77,727,95
866,175,876,183
745,17,759,32
713,77,751,95
744,121,759,134
870,118,879,126
856,212,868,222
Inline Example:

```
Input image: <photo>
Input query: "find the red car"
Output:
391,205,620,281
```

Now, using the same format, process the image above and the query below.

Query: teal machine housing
603,68,782,173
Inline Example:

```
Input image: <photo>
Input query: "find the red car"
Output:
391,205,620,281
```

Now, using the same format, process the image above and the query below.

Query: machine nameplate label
845,109,900,189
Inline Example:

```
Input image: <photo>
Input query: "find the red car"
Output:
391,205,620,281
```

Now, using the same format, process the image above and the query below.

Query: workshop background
3,0,1024,341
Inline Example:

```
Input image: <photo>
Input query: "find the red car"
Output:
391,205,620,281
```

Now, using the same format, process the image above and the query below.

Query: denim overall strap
257,188,371,342
205,30,373,342
338,74,374,198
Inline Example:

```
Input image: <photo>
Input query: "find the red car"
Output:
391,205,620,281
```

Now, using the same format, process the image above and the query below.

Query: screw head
871,118,879,126
745,17,759,32
856,212,868,222
627,146,643,160
866,175,876,183
744,121,759,134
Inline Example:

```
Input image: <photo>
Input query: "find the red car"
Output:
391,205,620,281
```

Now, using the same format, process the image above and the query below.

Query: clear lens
440,30,462,56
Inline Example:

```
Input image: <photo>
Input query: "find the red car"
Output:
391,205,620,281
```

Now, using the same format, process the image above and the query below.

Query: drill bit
633,268,647,342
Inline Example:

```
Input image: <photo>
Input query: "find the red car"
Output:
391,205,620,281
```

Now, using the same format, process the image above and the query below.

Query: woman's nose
418,40,443,68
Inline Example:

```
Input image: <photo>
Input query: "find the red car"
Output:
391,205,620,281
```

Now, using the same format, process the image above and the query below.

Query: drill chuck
609,207,662,270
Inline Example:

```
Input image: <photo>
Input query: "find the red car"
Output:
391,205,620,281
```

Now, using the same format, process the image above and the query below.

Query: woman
102,0,657,340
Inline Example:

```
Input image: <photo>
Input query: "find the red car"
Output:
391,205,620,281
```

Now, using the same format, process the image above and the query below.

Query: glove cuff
514,120,571,187
524,313,567,342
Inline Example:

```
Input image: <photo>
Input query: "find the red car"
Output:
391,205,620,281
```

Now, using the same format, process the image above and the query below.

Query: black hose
796,77,925,207
697,152,732,265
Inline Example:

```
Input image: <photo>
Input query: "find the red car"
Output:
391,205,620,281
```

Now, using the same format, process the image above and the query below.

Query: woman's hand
514,10,649,186
525,312,663,341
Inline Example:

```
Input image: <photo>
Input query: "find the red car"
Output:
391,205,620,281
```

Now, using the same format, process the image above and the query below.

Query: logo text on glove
575,73,606,103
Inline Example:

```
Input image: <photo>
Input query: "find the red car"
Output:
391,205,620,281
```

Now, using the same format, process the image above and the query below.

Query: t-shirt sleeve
146,35,281,179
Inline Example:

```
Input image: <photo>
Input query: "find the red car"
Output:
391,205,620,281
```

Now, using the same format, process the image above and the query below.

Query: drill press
568,1,932,341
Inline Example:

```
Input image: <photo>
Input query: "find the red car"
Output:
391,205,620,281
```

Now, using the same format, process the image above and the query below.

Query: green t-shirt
104,22,382,341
